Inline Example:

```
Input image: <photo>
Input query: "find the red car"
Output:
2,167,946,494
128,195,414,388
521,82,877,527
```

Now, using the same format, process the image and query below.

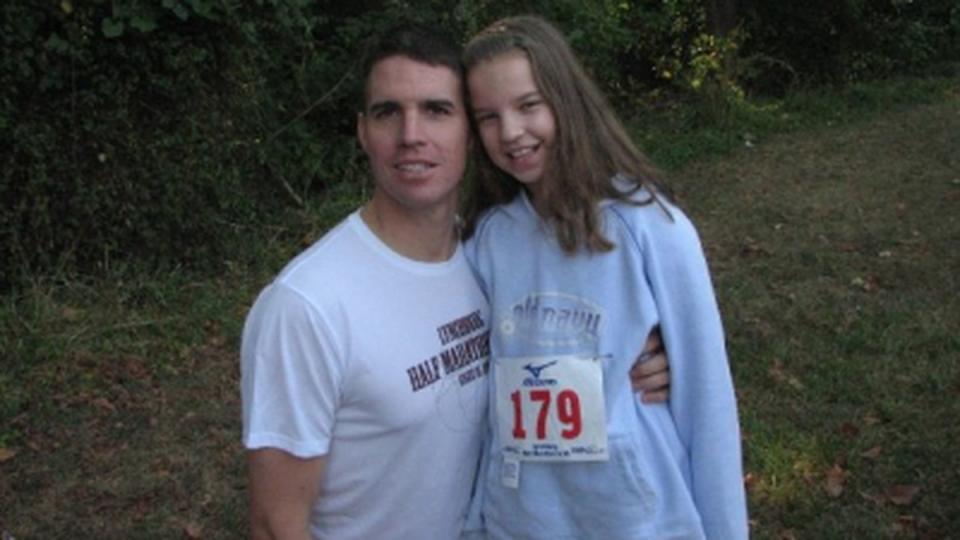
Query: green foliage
737,0,960,92
1,1,258,288
2,0,957,289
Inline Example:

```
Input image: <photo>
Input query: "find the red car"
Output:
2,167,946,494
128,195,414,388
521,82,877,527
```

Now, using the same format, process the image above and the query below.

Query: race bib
495,355,608,462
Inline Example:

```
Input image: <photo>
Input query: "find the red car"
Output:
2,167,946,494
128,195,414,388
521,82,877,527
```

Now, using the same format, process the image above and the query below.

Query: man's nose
400,112,425,146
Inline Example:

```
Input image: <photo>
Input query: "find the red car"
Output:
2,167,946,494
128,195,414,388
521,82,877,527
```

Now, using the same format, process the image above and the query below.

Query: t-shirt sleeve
240,282,345,458
640,207,749,539
463,222,493,302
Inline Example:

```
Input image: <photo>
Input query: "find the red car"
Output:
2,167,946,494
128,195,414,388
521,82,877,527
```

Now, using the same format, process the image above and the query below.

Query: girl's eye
520,100,541,111
474,113,496,124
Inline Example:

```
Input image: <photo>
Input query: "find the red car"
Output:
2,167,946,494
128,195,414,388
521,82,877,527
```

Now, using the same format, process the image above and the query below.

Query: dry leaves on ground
824,463,847,498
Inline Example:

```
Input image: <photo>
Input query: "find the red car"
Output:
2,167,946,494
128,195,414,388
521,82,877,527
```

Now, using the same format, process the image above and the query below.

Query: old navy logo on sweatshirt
500,292,603,347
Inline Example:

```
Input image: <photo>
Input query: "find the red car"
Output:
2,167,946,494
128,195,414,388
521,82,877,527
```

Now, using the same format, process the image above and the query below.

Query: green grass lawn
1,76,958,538
679,95,960,538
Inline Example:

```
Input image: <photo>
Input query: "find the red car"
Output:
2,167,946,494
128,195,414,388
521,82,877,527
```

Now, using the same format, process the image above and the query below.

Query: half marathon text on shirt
406,310,490,392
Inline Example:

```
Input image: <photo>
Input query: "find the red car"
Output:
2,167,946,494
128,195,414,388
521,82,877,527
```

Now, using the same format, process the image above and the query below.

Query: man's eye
427,105,452,116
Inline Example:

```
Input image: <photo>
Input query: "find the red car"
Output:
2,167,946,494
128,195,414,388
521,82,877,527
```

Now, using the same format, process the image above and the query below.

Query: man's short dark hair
358,24,463,110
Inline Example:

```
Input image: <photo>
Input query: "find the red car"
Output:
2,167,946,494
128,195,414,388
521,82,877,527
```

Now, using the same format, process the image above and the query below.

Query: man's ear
356,112,368,154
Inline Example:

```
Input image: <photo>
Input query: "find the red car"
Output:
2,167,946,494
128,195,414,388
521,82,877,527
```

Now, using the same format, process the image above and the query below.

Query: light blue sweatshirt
465,190,748,539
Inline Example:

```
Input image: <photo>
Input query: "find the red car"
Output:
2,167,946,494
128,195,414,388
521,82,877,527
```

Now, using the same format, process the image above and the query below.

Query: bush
1,2,261,287
737,0,960,92
2,0,956,289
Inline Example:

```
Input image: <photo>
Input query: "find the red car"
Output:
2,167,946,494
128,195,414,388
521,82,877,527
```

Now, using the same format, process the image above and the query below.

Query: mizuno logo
523,360,557,379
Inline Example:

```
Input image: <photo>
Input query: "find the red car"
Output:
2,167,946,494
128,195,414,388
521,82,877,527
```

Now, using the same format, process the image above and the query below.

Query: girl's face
467,51,557,198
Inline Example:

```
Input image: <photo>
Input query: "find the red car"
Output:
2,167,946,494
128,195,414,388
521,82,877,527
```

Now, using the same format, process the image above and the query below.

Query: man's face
358,55,469,217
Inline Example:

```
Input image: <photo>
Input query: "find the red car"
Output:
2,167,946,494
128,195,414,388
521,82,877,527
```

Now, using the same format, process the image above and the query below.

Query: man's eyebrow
367,100,400,115
422,98,457,110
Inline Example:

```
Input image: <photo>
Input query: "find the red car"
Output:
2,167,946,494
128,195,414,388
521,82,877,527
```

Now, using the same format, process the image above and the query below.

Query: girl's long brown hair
462,15,673,254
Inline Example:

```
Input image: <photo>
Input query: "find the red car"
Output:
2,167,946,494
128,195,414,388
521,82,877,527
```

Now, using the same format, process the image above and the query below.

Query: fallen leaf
740,236,768,257
777,530,797,540
886,484,921,506
892,514,916,534
124,357,151,379
768,358,803,389
897,514,915,525
768,358,786,382
800,467,818,486
863,413,882,426
860,490,887,505
860,446,882,459
0,448,17,463
132,496,151,521
824,464,846,498
743,472,757,492
26,438,43,452
89,397,117,413
183,522,202,538
851,275,880,292
839,422,860,437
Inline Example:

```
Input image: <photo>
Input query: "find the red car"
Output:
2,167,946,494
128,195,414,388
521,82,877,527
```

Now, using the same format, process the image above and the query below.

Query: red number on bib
510,390,527,439
530,389,551,439
509,389,583,441
557,389,582,439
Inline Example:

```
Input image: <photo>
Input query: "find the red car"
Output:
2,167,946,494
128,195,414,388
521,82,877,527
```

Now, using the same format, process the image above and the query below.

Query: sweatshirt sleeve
640,208,749,539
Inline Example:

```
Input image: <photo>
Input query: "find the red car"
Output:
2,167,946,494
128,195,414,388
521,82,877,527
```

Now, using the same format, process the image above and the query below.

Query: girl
462,15,748,539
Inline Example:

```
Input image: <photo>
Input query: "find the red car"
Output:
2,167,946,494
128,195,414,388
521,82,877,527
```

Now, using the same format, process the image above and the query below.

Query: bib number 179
497,355,607,462
510,388,582,440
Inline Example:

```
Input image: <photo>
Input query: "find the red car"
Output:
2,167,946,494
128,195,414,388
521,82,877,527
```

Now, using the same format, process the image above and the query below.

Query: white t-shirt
242,211,490,539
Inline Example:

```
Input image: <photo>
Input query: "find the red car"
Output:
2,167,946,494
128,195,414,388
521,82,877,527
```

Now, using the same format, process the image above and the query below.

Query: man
241,25,669,540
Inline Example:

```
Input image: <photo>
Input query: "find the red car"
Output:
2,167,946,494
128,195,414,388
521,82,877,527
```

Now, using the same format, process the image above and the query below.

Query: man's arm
630,326,670,403
248,448,325,540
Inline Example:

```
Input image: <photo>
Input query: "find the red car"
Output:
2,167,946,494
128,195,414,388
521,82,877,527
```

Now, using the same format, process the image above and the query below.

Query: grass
676,83,960,537
1,74,958,537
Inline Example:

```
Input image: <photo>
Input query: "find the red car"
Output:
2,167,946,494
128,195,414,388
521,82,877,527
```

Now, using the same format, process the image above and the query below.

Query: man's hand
630,327,670,404
248,448,325,540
